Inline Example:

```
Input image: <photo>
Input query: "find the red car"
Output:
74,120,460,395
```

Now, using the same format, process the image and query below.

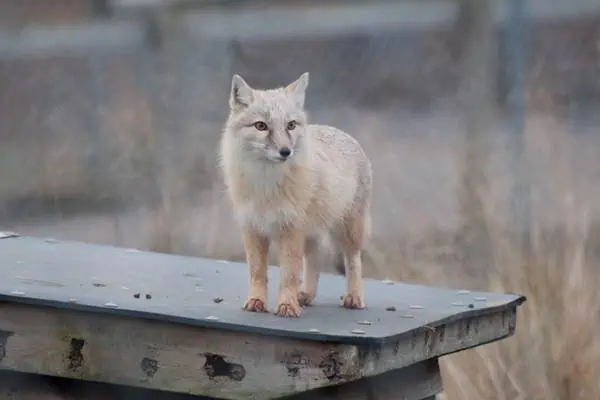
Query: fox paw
275,300,302,318
341,293,366,309
297,290,316,307
243,297,268,313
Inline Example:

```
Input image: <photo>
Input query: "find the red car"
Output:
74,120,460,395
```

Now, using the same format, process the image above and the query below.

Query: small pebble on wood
0,231,19,239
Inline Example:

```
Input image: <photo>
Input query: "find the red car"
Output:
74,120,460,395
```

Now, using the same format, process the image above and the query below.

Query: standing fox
219,72,373,318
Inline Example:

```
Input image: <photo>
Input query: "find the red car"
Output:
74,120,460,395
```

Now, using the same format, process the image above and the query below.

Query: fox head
225,72,310,164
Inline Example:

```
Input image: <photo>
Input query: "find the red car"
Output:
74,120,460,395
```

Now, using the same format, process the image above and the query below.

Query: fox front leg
275,228,304,318
242,229,270,313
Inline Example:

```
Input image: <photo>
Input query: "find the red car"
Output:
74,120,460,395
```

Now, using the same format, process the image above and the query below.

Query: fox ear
229,74,253,109
285,72,309,108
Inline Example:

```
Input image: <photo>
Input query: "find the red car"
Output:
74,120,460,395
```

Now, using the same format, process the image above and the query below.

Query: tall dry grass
3,106,600,399
429,115,600,400
139,110,599,399
175,112,600,399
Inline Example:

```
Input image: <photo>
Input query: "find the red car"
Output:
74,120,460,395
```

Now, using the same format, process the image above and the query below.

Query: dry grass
139,112,600,399
436,128,600,399
3,108,600,399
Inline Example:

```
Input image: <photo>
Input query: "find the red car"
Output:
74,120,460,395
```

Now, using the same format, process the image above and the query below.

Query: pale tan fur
218,72,372,318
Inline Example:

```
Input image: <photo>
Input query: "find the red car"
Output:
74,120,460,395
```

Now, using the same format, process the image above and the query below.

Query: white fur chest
235,200,300,236
225,162,305,236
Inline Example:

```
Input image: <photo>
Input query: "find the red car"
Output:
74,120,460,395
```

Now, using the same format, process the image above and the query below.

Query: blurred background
0,0,599,398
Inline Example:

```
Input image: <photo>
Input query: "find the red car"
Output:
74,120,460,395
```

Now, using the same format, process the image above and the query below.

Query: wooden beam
0,235,526,399
0,21,147,59
179,3,458,40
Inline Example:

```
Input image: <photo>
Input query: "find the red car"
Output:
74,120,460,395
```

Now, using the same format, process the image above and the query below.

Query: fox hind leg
337,209,367,309
298,237,320,306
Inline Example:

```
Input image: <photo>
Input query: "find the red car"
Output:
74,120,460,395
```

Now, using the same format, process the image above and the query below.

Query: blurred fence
0,0,599,265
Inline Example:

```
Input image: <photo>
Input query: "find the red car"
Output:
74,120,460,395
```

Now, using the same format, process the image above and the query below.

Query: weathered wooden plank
0,235,525,398
0,301,513,399
0,361,440,400
0,303,359,399
0,369,212,399
285,359,442,400
0,236,524,345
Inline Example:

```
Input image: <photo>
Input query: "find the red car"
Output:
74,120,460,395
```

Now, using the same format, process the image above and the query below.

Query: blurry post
455,0,496,276
505,0,531,262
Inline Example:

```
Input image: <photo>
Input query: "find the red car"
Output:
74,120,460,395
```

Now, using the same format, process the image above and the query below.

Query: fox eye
253,121,268,131
287,120,297,130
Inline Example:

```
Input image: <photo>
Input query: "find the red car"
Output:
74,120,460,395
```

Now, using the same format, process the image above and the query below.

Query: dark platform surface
0,235,525,345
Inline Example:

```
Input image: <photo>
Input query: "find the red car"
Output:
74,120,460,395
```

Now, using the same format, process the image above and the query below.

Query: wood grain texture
0,236,526,345
0,303,360,399
285,359,442,400
0,301,516,399
0,236,525,399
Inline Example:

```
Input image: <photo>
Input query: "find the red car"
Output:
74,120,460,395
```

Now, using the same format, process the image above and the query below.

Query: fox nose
279,147,292,158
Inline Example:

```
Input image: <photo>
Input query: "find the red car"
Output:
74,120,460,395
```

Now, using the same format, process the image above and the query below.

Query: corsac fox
219,72,373,318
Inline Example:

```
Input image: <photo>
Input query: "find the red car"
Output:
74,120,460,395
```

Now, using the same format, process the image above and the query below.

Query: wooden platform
0,233,526,399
